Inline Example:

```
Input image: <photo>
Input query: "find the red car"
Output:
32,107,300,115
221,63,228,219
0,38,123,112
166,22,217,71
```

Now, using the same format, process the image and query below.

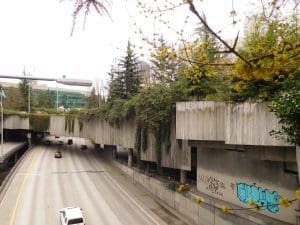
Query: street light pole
56,85,59,111
28,80,31,114
0,93,3,157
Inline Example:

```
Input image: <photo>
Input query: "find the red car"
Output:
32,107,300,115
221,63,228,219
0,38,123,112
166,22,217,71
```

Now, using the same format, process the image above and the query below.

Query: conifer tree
108,41,141,100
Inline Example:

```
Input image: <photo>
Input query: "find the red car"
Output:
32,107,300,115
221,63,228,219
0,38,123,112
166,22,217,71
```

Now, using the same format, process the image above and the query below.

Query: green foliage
87,87,99,108
161,121,171,154
29,113,50,131
135,84,173,131
34,89,54,109
232,13,299,101
3,87,26,110
3,110,29,119
269,88,300,146
65,109,79,133
150,36,180,83
18,79,32,111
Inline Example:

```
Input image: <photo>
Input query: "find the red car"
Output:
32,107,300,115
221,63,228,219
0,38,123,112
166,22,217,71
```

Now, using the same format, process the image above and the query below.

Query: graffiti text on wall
237,183,280,213
199,175,225,196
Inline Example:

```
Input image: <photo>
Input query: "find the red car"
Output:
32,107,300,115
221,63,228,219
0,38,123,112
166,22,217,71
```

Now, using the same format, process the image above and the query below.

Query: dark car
67,139,73,145
80,145,87,150
55,151,62,158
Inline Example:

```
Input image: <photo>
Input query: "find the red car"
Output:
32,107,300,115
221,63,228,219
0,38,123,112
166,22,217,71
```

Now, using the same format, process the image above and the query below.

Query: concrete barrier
113,161,289,225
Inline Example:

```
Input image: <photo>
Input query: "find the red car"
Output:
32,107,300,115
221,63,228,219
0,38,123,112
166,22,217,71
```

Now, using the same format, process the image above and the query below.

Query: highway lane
0,142,171,225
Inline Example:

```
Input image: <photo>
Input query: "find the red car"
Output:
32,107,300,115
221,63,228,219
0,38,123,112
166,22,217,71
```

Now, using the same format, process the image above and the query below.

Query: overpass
0,101,297,225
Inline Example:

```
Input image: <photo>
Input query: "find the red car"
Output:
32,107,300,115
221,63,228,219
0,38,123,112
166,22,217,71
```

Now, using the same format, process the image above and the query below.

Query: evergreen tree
108,41,141,101
87,87,99,108
150,36,179,83
107,67,125,100
18,79,32,111
35,89,54,109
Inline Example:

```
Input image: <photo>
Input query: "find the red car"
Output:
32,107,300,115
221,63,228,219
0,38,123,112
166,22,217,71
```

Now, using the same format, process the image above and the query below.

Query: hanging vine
65,114,75,133
135,124,142,168
161,121,171,154
141,126,148,152
29,113,50,131
155,126,162,175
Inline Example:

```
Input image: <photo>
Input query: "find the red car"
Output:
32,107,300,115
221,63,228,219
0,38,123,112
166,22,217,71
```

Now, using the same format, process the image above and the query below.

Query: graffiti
230,183,236,191
199,175,225,196
237,183,280,213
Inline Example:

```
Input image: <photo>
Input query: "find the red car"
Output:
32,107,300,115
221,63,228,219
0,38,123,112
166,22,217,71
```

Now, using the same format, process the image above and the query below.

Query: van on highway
59,207,85,225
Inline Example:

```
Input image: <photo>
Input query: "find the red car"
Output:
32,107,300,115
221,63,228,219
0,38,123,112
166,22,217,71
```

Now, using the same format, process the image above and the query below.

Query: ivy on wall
29,114,50,131
65,114,75,133
161,121,171,154
155,126,162,175
135,124,142,168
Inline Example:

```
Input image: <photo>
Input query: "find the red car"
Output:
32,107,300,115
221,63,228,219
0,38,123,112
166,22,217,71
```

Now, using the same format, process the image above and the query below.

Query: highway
0,140,186,225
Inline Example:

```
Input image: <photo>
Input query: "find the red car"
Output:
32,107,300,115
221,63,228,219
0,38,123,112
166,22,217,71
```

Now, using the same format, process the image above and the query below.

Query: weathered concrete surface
161,115,191,170
114,161,289,225
0,142,26,163
140,129,157,162
197,147,297,224
49,116,136,149
176,101,226,141
3,116,29,130
176,101,292,147
225,102,290,146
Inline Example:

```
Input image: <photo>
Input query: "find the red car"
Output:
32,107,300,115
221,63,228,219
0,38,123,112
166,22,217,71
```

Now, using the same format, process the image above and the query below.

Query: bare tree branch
186,0,253,67
177,56,234,66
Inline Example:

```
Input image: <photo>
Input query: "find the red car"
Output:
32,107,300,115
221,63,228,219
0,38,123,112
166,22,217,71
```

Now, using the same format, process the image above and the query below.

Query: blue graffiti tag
237,183,280,213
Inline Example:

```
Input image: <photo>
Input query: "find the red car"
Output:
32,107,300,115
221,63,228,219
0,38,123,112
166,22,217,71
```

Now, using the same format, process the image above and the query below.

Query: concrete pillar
146,162,150,173
180,169,187,184
128,148,133,168
27,132,31,147
112,146,117,159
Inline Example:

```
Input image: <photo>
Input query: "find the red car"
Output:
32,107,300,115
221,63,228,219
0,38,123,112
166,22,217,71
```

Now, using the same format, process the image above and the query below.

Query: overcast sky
0,0,250,91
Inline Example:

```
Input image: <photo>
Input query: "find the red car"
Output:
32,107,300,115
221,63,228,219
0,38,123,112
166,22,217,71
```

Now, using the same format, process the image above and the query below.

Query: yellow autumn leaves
191,188,300,215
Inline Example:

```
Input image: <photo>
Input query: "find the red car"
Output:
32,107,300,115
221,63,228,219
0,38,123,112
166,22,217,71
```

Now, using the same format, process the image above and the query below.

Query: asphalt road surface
0,140,190,225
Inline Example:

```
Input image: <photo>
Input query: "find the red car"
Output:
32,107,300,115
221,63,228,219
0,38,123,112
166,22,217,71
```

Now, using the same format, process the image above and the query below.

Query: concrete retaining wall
197,147,297,224
176,101,292,147
114,162,289,225
225,102,290,146
176,101,226,141
49,116,136,148
3,115,29,130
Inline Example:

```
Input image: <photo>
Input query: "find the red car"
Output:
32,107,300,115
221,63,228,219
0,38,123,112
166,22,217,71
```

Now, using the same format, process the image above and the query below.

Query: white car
59,207,85,225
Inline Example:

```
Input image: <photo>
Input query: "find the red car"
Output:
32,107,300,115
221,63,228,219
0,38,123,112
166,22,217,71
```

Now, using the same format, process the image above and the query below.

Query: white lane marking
15,173,40,176
104,173,161,225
